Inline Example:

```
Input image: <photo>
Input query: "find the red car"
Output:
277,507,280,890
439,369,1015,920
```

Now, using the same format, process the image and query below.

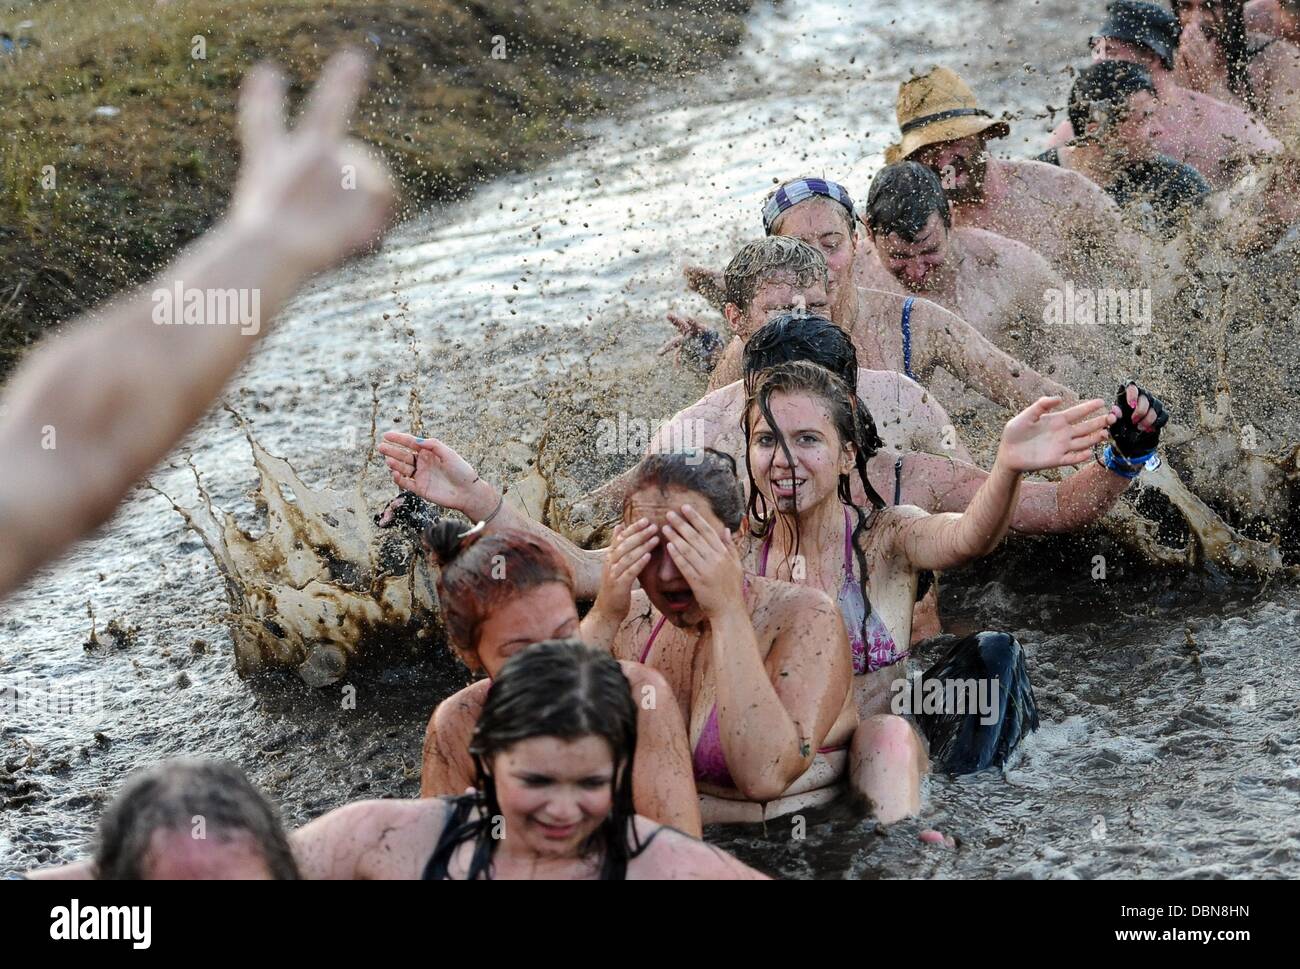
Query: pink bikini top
637,570,854,792
760,505,906,676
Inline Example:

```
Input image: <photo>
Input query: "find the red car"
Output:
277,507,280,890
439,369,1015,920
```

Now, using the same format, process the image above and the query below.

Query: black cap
1091,1,1181,70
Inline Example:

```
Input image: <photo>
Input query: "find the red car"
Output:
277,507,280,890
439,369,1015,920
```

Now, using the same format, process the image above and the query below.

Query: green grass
0,0,752,371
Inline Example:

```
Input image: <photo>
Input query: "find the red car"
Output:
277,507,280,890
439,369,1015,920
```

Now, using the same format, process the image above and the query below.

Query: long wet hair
423,521,574,671
94,758,299,880
741,314,887,508
426,639,644,880
1172,0,1253,104
743,360,883,624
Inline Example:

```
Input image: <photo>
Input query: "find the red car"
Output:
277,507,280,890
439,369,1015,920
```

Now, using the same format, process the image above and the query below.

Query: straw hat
884,67,1011,164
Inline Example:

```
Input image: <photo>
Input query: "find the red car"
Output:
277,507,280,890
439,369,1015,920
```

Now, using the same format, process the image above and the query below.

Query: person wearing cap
703,179,1079,421
1045,0,1279,189
887,66,1146,283
1247,0,1300,44
1039,61,1211,238
1172,0,1300,135
856,160,1068,348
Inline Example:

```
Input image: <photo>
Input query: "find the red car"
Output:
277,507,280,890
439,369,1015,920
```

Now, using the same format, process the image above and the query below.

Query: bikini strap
639,615,668,665
422,795,477,880
757,528,772,577
901,296,916,381
842,504,855,572
893,455,904,505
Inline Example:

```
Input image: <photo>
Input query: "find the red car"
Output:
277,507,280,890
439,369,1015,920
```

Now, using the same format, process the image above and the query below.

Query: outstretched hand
658,312,723,370
229,49,395,277
997,397,1115,473
378,432,490,517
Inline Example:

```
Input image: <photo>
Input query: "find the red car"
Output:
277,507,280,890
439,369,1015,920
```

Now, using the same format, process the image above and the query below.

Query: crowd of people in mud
2,1,1297,880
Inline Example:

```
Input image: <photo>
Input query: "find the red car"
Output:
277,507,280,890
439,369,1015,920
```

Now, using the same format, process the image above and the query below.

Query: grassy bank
0,0,752,371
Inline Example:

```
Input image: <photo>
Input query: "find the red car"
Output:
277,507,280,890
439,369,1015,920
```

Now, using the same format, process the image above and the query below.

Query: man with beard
886,66,1146,282
1173,0,1300,135
856,160,1067,348
1044,1,1278,189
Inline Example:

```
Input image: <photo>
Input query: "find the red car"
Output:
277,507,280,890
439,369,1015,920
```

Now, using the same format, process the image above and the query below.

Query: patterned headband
762,178,858,234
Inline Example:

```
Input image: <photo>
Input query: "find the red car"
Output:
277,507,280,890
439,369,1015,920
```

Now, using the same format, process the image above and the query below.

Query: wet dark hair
744,361,885,629
1170,0,1251,104
864,162,952,241
1068,60,1158,137
423,521,574,670
623,449,745,530
426,639,645,880
743,312,857,390
93,758,299,880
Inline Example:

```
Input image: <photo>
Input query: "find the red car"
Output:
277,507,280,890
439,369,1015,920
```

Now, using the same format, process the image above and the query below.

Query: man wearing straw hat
887,65,1143,282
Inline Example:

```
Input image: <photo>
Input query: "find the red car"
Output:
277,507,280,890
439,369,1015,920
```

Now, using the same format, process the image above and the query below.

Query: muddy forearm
899,461,1022,570
709,605,808,801
0,224,306,599
922,309,1077,412
1044,462,1132,532
461,477,606,597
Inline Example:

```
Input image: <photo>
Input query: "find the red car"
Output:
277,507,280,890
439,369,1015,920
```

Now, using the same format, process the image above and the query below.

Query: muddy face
874,212,952,293
728,273,832,339
770,197,858,312
474,583,580,678
913,135,989,205
625,484,732,628
1108,90,1163,163
489,735,615,859
747,391,852,515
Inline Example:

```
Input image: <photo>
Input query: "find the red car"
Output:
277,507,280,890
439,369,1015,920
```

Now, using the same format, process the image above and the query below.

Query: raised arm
902,450,1133,533
0,52,394,599
379,432,607,597
888,397,1114,571
908,299,1079,413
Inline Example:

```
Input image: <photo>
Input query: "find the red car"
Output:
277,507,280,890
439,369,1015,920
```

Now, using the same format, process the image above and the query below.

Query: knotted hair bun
422,517,484,567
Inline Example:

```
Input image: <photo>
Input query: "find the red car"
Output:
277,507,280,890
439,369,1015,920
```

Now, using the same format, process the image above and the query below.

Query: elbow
736,774,791,804
733,756,806,804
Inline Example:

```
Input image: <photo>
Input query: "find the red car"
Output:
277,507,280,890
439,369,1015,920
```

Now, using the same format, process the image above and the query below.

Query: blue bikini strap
901,296,915,381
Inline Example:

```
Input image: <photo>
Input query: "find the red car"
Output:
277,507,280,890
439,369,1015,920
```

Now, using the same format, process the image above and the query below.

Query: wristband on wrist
1100,444,1155,479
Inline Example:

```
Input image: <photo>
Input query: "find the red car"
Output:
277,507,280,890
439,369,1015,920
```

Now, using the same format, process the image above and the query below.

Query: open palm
378,432,479,509
997,397,1114,473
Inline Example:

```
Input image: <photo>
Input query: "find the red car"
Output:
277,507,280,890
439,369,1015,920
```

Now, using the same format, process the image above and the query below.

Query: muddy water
3,0,1299,878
